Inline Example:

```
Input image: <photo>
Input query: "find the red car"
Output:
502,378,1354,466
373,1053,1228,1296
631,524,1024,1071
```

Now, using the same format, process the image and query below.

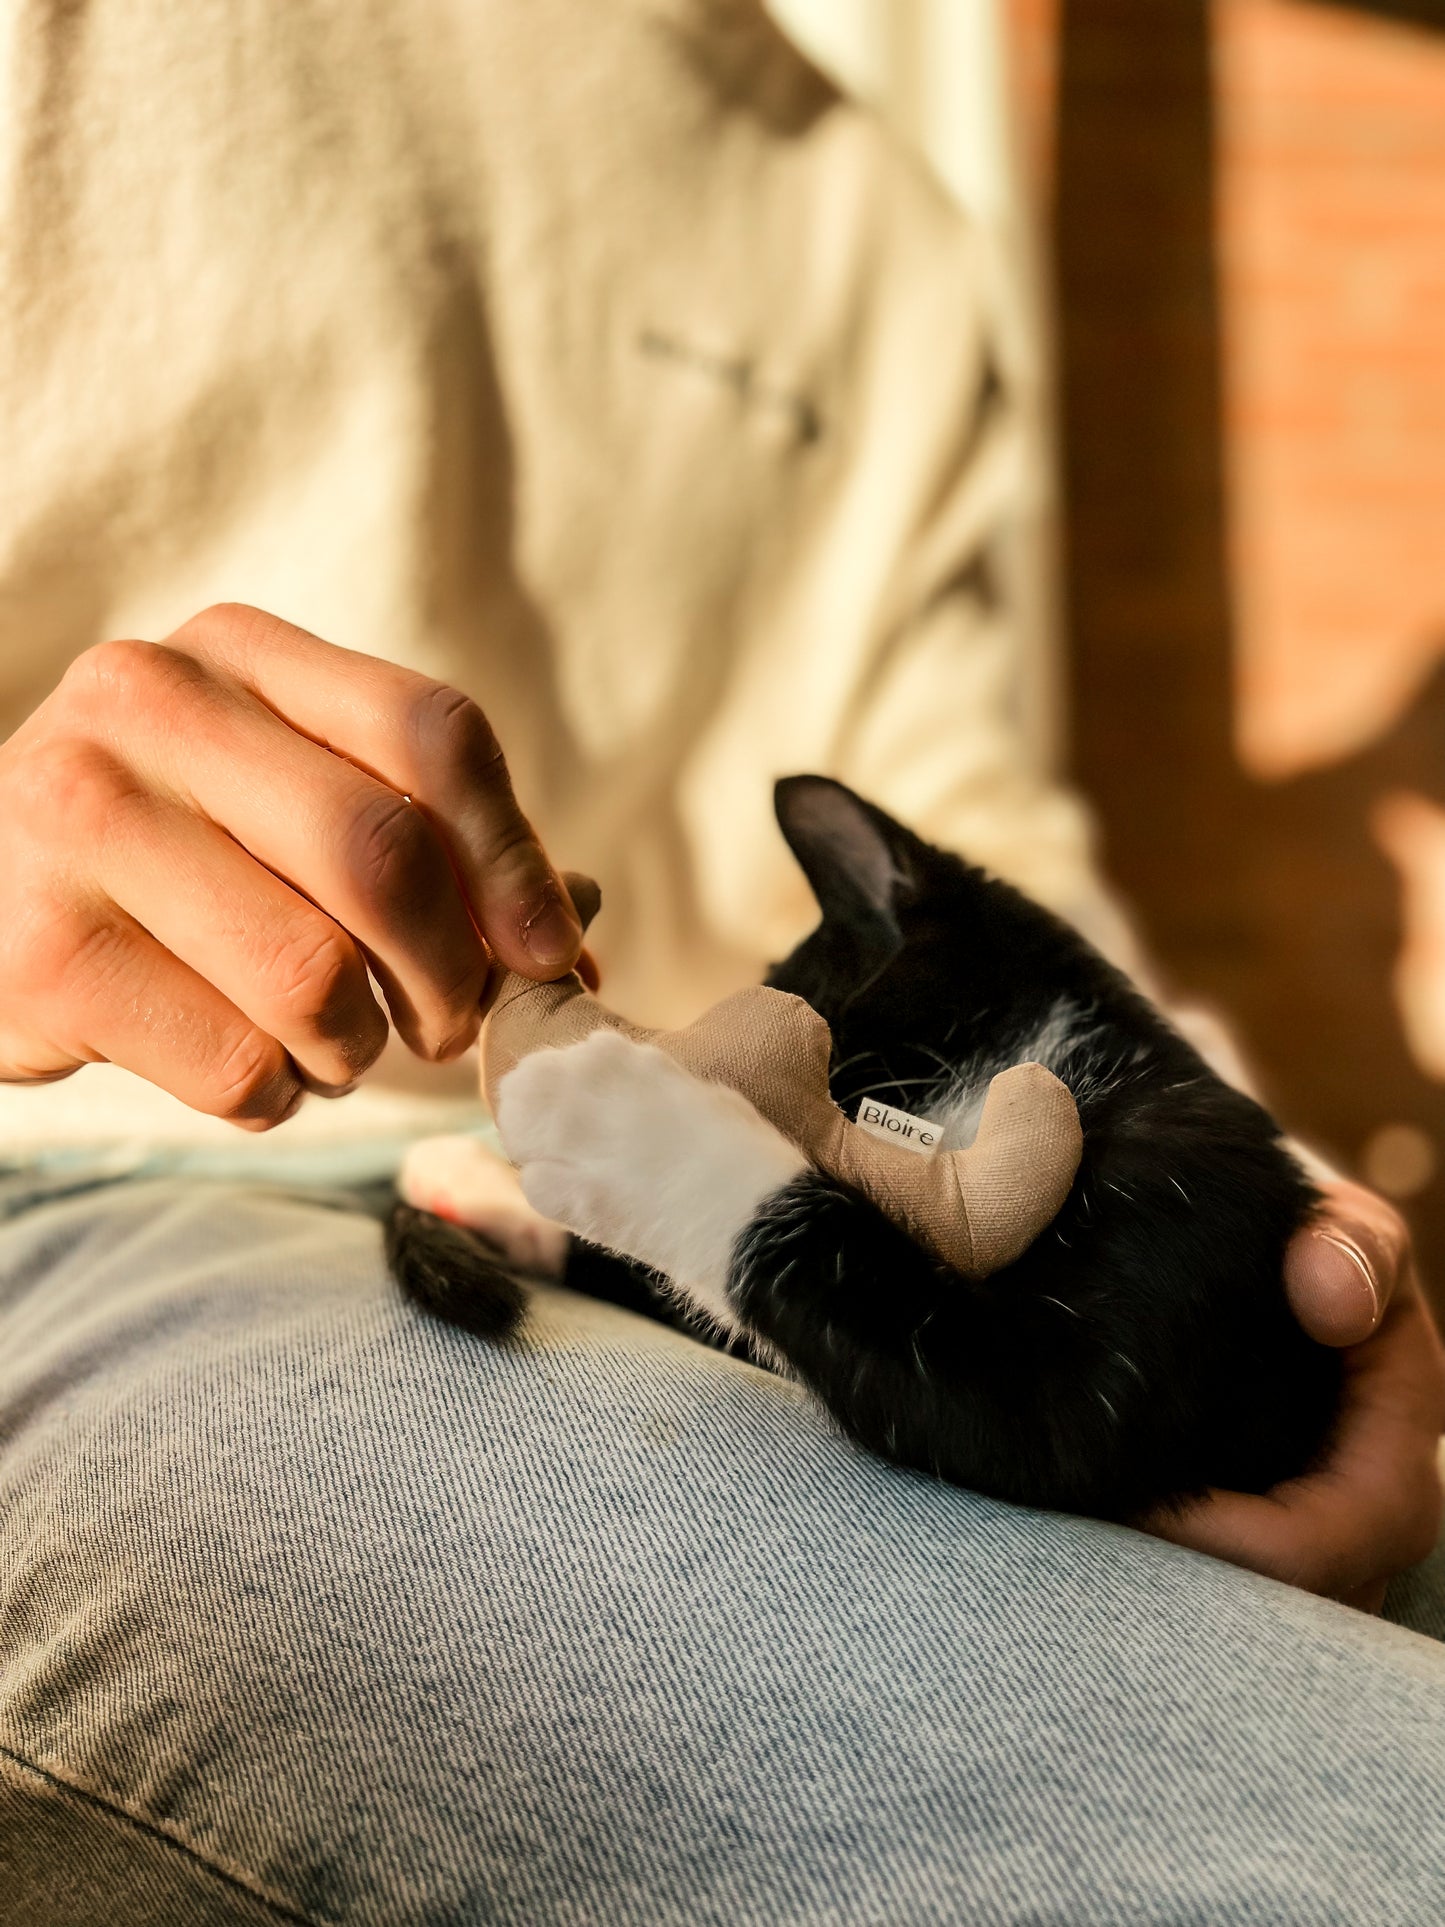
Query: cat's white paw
398,1133,568,1277
495,1030,807,1326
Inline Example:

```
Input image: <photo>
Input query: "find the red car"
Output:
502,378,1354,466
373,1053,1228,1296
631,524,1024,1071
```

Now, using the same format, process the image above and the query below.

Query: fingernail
522,894,581,971
1313,1228,1381,1328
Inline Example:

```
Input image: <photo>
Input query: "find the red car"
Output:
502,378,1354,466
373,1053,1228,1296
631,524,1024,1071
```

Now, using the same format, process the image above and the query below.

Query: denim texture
2,1178,1445,1925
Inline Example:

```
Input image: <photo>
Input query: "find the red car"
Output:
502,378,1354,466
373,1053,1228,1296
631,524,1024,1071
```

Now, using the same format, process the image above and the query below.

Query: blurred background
772,0,1445,1284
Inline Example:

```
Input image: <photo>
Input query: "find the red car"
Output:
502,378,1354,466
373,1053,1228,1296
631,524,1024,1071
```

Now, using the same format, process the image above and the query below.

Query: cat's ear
773,775,932,935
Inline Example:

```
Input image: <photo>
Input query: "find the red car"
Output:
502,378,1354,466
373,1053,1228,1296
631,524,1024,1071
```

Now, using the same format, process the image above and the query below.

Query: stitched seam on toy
0,1739,326,1927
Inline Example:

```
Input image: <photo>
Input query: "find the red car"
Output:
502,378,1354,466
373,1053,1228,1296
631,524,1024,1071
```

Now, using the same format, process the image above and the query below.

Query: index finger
170,605,582,980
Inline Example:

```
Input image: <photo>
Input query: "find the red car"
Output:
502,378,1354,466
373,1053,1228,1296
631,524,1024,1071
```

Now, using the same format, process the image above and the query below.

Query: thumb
1285,1181,1405,1348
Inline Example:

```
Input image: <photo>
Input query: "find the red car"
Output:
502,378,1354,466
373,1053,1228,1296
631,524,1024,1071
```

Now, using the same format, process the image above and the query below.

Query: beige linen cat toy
480,879,1083,1278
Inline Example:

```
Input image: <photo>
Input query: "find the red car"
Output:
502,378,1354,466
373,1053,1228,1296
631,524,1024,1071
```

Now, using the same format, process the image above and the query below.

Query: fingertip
560,871,602,933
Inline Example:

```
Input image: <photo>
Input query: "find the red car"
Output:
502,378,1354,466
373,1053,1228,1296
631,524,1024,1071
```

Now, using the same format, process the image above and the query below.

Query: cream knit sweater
0,0,1117,1154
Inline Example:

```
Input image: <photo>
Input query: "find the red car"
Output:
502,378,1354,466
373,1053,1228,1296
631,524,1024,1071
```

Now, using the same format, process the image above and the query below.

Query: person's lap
3,1179,1445,1926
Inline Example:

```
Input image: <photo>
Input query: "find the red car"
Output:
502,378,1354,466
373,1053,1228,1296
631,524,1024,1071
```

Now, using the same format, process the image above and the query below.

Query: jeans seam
0,1739,326,1927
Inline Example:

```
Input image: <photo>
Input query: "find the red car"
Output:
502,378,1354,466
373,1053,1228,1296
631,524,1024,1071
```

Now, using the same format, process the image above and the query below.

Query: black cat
390,776,1341,1524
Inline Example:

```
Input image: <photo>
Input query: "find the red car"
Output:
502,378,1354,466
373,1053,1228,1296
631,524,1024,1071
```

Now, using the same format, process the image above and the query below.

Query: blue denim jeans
3,1176,1445,1924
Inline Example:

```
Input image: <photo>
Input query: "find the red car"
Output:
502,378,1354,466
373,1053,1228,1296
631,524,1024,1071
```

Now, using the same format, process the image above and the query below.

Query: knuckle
257,926,389,1079
194,600,259,631
260,924,364,1030
483,813,534,863
67,636,182,706
436,949,490,1016
170,603,326,688
176,601,271,657
56,913,133,994
4,900,99,1005
62,636,148,696
10,733,129,838
11,911,133,1030
209,1028,293,1123
62,638,214,740
407,682,505,782
474,812,547,889
343,789,437,912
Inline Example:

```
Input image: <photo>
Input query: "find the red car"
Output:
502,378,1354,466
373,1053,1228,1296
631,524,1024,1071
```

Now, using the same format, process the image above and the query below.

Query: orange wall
1214,0,1445,781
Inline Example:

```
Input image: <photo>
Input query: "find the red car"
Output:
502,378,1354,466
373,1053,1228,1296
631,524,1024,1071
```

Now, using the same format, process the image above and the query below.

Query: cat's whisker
911,1043,965,1078
862,1073,951,1094
909,1316,934,1379
827,1049,882,1080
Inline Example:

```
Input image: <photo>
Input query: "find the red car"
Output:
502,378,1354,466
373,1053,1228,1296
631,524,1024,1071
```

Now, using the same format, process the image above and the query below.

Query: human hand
1144,1179,1445,1609
0,604,582,1126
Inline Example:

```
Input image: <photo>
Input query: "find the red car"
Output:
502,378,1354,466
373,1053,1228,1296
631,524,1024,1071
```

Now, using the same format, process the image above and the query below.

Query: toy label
855,1098,942,1157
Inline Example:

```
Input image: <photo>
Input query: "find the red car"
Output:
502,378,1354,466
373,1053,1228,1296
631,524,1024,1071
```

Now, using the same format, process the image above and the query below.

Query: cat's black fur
390,776,1342,1523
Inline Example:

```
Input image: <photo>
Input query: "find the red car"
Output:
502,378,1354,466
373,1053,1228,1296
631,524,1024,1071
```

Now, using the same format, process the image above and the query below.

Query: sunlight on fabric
766,0,1063,776
768,0,1014,226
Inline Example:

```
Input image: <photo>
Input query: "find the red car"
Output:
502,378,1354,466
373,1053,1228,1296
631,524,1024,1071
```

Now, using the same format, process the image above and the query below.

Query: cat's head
765,775,1102,1116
